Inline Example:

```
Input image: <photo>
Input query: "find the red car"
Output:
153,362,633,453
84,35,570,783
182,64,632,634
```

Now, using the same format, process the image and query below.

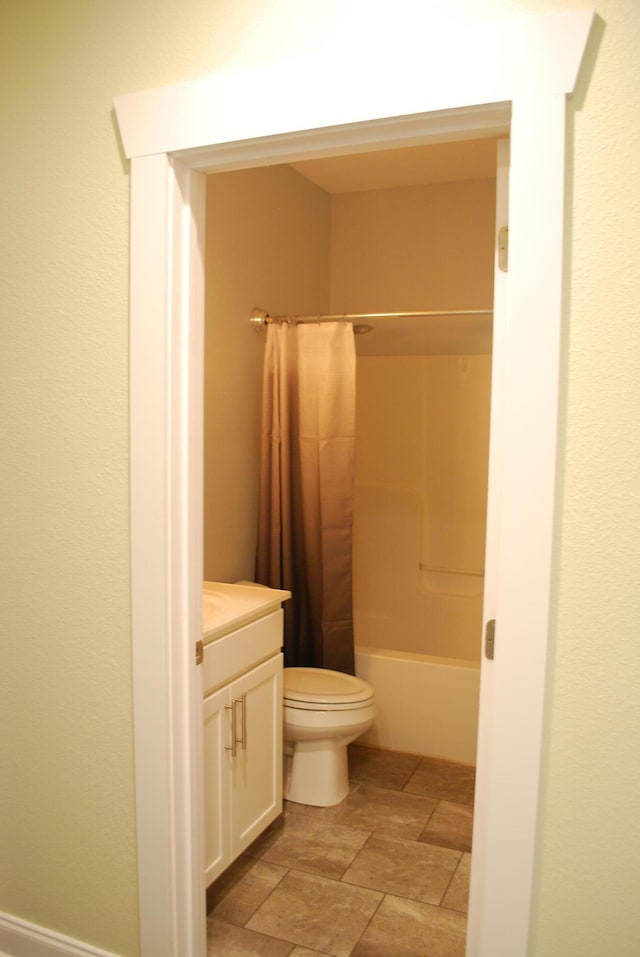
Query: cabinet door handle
224,700,237,757
239,692,247,750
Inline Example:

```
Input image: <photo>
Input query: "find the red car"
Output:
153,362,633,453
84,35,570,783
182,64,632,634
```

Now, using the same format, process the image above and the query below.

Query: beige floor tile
351,894,467,957
208,746,474,955
256,812,371,880
419,800,473,852
442,853,471,914
247,869,382,957
329,784,438,840
206,858,288,926
207,917,294,956
342,833,461,904
348,744,421,790
404,756,476,806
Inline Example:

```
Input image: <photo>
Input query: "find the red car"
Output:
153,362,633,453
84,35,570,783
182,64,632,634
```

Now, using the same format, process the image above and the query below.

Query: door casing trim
114,8,595,956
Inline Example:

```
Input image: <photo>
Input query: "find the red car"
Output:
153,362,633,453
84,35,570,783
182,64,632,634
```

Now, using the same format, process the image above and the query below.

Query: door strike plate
498,225,509,272
485,619,496,660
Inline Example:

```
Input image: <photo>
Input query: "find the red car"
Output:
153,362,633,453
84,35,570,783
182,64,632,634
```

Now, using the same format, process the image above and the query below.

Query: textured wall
529,3,640,954
1,1,639,955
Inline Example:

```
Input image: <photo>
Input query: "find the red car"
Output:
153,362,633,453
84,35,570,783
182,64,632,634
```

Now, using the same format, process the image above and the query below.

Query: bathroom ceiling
289,136,497,357
289,136,498,194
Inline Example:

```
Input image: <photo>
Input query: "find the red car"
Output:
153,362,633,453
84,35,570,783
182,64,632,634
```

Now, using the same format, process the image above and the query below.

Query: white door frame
114,9,594,957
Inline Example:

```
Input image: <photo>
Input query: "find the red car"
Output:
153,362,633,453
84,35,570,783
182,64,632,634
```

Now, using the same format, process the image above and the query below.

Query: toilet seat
283,667,374,711
283,666,377,805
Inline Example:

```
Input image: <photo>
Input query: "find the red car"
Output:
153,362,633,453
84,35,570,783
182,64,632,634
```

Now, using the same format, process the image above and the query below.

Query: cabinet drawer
202,610,283,696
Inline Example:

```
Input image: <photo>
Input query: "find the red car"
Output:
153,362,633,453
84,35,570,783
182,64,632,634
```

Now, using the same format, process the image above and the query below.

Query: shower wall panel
354,354,491,662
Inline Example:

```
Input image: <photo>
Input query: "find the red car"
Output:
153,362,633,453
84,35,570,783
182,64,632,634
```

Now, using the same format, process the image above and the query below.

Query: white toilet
283,667,376,807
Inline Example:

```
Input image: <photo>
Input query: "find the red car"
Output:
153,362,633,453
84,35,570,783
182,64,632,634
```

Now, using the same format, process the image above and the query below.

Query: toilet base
285,739,349,807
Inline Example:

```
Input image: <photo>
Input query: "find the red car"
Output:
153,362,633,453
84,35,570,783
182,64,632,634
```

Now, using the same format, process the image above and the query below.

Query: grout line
437,850,464,907
241,863,291,928
346,891,387,956
337,830,375,881
422,797,440,830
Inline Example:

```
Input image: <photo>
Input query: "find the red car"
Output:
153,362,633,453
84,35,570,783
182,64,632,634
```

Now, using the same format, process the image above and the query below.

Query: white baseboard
0,914,122,957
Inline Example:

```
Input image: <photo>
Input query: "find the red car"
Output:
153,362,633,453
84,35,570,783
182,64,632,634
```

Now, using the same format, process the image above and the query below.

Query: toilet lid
283,667,374,706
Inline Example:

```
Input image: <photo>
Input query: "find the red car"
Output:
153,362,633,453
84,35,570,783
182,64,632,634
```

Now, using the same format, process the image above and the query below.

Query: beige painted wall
1,2,639,956
203,167,330,582
330,179,495,313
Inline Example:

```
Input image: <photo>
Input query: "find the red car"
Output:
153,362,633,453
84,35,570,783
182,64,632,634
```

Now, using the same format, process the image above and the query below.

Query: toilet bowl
283,667,376,807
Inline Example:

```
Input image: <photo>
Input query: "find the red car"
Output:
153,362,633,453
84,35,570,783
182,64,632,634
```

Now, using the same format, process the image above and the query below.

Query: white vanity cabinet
202,606,284,887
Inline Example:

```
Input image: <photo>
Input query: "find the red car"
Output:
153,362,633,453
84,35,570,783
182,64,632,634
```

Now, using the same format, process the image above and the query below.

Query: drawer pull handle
224,701,237,757
224,696,246,756
239,693,247,750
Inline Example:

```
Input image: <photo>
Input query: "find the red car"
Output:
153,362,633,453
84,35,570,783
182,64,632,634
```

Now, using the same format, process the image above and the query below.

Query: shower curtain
256,320,356,673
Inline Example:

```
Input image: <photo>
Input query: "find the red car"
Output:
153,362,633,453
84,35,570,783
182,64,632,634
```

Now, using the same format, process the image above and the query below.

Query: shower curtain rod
250,306,493,328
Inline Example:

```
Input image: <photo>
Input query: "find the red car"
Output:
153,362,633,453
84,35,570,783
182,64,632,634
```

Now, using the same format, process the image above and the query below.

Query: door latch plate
485,619,496,660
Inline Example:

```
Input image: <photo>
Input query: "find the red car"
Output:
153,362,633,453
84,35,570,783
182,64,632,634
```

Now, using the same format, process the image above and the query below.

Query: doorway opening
202,137,501,952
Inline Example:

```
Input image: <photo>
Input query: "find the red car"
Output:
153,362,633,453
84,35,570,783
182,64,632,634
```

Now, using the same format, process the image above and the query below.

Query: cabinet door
203,683,232,886
230,653,283,855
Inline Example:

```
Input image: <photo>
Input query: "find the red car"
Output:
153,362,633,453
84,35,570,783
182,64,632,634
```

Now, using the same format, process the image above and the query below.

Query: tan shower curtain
256,321,356,673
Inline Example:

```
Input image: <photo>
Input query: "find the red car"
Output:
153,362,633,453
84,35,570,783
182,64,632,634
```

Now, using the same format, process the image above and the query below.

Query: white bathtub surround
352,356,486,767
353,356,491,664
356,647,480,766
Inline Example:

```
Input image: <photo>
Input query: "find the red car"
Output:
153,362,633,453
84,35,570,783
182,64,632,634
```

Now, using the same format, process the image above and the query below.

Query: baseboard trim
0,914,122,957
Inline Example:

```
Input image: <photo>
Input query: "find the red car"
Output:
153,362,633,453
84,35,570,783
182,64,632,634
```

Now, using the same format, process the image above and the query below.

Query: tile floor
206,744,475,957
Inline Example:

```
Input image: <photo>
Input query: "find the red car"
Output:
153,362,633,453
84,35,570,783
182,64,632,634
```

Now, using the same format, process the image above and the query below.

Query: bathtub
354,645,480,766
